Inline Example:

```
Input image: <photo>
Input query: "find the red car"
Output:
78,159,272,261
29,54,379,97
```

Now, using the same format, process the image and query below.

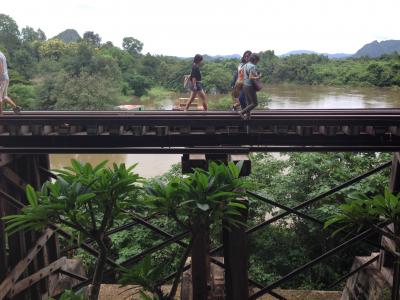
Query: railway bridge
0,109,400,299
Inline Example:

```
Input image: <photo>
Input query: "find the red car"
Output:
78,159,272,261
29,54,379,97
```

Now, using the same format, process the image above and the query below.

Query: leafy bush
8,83,37,109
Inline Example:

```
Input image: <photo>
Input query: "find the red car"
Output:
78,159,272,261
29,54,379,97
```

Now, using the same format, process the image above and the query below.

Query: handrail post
181,153,251,300
388,153,400,300
223,196,249,300
223,154,251,300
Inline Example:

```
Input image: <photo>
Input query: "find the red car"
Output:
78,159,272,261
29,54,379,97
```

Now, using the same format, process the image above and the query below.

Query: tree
8,83,37,109
122,37,143,55
3,160,142,300
21,27,46,44
53,72,121,110
0,14,20,53
37,28,46,41
83,31,101,47
144,162,247,299
38,39,68,60
244,152,391,288
21,26,39,43
124,73,152,97
101,41,114,49
14,47,36,78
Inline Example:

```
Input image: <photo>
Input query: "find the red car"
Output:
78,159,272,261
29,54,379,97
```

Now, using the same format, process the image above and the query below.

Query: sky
2,0,400,57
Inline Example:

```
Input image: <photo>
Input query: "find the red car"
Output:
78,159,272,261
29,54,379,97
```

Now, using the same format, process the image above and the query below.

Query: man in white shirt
0,50,21,114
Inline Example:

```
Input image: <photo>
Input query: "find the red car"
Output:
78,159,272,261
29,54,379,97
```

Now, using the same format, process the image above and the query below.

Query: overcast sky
2,0,400,56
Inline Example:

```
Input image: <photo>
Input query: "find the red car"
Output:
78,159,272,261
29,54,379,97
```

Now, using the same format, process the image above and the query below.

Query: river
50,84,400,178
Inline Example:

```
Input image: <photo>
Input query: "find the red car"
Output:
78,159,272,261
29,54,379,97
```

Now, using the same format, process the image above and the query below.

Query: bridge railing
0,110,400,152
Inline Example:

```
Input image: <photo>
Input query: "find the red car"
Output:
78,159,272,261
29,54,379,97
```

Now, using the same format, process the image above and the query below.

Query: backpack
183,74,193,90
237,64,246,84
232,64,246,97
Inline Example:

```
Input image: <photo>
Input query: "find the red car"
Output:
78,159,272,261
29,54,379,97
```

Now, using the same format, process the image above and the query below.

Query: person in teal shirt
240,53,261,120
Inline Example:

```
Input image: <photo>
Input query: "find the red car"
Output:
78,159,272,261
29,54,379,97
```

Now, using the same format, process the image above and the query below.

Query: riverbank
128,84,400,111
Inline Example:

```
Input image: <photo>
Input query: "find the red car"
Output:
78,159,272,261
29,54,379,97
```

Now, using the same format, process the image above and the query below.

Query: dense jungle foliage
1,14,400,111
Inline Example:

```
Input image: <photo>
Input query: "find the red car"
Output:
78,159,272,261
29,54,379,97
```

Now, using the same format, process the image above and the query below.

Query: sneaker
13,106,22,114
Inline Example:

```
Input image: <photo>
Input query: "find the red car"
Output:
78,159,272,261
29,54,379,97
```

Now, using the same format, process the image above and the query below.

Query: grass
141,87,175,103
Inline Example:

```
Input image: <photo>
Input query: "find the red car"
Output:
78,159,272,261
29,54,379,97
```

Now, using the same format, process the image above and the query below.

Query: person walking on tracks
184,54,207,111
0,50,21,115
231,50,252,111
240,53,261,120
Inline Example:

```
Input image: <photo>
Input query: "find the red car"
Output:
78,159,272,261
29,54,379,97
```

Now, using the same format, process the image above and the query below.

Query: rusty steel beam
0,228,54,299
10,257,67,297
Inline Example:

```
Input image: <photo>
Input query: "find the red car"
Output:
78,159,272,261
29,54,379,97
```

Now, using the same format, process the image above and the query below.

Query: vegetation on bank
1,14,400,111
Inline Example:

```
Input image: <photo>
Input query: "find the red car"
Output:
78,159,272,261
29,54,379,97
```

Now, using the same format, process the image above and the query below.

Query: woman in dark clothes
184,54,207,111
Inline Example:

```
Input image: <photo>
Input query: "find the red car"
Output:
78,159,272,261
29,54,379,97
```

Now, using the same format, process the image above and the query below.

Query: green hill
353,40,400,58
53,29,81,43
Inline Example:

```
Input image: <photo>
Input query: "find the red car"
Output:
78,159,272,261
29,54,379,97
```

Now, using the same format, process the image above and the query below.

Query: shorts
0,80,9,102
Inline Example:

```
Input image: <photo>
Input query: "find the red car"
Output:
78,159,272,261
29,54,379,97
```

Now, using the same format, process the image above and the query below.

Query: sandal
13,106,22,114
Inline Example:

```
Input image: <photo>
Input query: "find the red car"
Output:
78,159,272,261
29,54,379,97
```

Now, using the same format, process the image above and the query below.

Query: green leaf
76,193,96,203
71,159,83,173
196,203,210,211
25,184,38,207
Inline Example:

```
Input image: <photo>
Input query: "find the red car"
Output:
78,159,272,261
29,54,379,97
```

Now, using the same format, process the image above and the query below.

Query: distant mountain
177,54,241,61
281,50,352,59
281,50,317,56
201,54,241,61
212,54,241,60
353,40,400,58
53,29,81,43
324,53,352,59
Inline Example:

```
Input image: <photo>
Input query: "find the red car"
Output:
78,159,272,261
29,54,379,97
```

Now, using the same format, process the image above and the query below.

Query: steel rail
1,110,400,120
327,255,379,289
2,108,400,115
249,228,375,299
246,161,391,235
1,146,400,154
208,161,391,257
247,191,384,251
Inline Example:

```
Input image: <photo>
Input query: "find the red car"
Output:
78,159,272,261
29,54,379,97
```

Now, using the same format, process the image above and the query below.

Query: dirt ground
99,284,342,300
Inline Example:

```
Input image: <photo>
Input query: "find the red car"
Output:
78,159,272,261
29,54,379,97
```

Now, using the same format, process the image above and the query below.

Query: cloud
2,0,400,56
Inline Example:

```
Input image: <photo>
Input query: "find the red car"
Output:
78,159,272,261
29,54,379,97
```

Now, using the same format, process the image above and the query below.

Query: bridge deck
0,109,400,153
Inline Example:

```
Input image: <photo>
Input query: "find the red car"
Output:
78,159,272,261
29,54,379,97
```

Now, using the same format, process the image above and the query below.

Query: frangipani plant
3,160,142,300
